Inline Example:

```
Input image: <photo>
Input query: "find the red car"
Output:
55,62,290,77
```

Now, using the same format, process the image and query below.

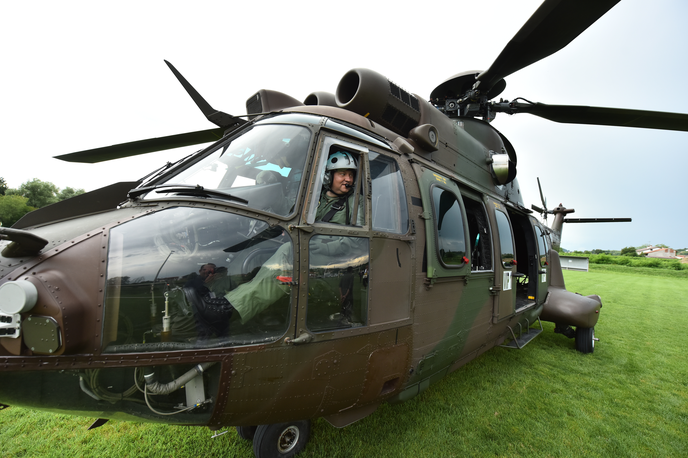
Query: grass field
2,268,686,457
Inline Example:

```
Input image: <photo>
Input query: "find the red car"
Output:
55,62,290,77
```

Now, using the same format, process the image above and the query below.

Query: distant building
637,246,678,259
636,245,658,255
560,256,589,271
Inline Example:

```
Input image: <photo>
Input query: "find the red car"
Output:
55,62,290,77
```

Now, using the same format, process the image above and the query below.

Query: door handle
288,224,313,233
284,331,313,345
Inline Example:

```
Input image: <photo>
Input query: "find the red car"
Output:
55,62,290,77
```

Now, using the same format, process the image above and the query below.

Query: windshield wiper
128,184,248,204
128,184,181,199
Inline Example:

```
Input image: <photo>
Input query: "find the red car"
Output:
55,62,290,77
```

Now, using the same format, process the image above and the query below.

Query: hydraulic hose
144,362,215,395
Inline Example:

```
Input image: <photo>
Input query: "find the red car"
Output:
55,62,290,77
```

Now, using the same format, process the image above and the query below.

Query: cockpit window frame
306,135,369,226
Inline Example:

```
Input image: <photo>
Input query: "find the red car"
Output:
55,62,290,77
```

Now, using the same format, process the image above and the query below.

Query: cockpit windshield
152,124,311,217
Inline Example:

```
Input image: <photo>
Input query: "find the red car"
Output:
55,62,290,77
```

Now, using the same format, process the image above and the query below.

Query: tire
236,425,258,441
253,420,311,458
575,326,595,354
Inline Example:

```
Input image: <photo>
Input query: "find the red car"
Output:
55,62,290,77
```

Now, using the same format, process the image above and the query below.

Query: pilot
187,263,232,295
186,263,234,337
185,263,217,295
315,150,364,225
196,150,363,328
198,263,217,283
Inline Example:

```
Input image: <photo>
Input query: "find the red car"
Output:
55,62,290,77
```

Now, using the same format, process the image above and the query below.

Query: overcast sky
2,0,686,251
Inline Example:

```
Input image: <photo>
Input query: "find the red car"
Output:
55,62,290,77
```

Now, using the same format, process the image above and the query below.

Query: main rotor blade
165,60,246,130
564,218,631,223
536,177,547,212
504,102,688,132
477,0,620,94
55,128,224,163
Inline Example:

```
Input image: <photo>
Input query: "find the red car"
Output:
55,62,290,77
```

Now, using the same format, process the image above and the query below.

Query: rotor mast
549,204,575,251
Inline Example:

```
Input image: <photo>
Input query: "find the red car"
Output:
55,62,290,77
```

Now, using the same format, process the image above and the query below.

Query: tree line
0,177,85,227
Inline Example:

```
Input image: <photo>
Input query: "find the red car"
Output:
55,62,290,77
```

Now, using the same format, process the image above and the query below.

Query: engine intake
336,68,421,136
304,91,337,107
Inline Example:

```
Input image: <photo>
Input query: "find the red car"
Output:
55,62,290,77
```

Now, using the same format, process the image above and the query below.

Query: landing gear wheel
575,326,595,354
253,420,311,458
236,425,258,441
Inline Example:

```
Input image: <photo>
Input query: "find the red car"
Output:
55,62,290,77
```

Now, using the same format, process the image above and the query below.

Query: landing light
488,153,511,185
0,280,38,315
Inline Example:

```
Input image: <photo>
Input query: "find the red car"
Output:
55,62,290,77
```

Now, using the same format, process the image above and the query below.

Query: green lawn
2,269,686,457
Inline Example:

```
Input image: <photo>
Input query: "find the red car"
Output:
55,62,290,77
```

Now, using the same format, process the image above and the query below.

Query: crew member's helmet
326,151,357,172
324,151,357,189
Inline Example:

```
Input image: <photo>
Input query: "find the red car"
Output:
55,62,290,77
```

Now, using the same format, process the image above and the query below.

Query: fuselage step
500,318,544,349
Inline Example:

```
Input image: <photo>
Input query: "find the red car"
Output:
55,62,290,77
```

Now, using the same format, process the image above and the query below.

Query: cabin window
369,152,408,234
103,207,292,352
535,225,548,267
306,235,369,332
495,210,514,267
463,197,492,271
431,186,466,267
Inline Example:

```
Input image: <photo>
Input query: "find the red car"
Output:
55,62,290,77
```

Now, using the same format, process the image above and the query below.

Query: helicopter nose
0,231,104,356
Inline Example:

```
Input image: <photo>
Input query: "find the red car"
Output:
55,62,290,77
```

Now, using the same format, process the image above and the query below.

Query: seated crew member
196,150,363,328
314,150,364,225
187,263,217,292
185,263,234,337
187,263,233,296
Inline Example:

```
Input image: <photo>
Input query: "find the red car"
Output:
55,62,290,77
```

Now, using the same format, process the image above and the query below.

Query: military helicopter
1,0,687,456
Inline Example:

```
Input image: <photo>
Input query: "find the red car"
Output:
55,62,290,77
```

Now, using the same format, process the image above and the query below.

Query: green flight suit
314,191,364,226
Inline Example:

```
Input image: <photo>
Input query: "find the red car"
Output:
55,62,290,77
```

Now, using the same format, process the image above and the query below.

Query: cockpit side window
307,137,368,226
369,152,408,234
306,235,369,332
103,207,293,352
303,137,372,333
